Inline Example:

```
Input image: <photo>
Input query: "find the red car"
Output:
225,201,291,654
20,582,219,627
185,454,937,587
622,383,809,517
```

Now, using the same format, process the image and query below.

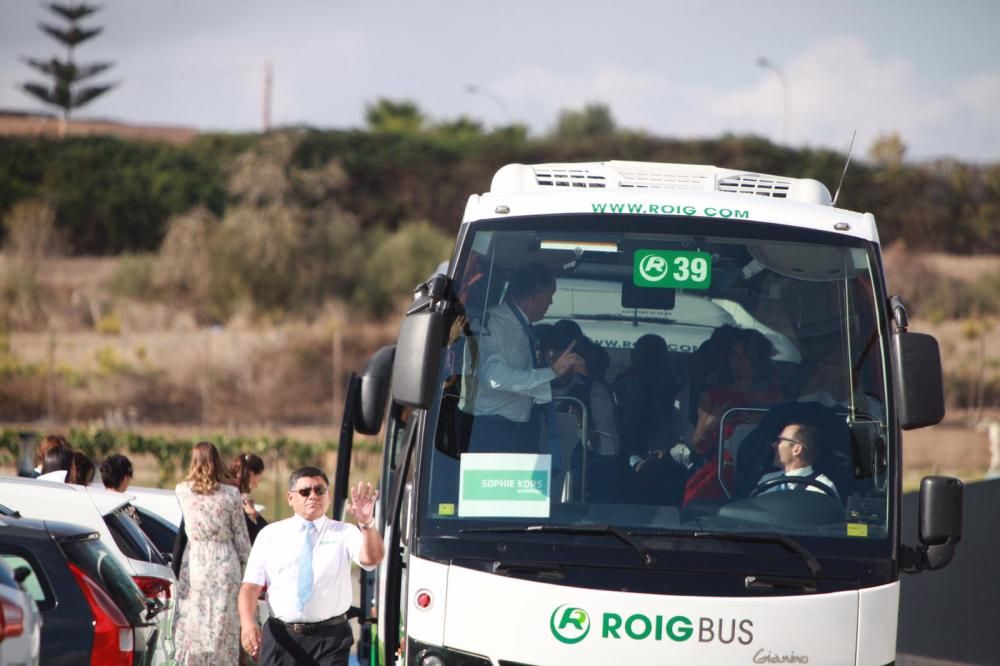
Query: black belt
272,613,348,633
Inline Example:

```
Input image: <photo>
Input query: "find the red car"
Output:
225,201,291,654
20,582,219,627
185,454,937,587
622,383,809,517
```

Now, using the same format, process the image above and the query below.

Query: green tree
553,103,616,139
868,133,906,169
364,99,424,134
20,2,116,123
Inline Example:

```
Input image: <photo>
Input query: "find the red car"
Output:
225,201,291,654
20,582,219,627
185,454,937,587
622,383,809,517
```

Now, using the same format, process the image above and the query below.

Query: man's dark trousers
260,617,353,666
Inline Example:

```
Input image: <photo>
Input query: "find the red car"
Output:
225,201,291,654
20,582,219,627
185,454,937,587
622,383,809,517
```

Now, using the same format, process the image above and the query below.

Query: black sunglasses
293,484,328,498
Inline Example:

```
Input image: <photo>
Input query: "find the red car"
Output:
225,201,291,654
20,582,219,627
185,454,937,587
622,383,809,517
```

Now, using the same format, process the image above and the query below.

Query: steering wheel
748,475,839,500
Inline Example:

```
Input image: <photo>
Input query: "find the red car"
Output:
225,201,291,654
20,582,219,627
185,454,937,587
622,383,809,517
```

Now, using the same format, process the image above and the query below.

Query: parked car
0,477,176,664
118,485,182,527
0,555,41,666
0,511,159,665
132,506,179,562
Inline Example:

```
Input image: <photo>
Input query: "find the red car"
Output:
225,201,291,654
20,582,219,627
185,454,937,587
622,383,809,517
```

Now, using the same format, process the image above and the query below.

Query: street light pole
756,57,788,145
464,84,508,121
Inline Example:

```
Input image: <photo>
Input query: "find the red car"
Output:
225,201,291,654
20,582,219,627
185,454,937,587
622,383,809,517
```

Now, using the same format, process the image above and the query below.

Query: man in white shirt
755,423,839,498
237,467,384,666
464,262,582,453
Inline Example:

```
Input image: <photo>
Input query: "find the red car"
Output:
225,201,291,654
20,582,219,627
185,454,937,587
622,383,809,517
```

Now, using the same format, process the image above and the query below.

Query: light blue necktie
297,522,317,610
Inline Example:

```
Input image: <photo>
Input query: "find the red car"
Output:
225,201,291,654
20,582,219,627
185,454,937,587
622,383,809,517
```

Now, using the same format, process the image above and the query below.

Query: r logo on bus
550,604,591,644
638,254,669,282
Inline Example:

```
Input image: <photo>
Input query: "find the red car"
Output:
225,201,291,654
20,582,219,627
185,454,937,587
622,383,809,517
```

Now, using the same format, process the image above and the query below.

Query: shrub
355,221,453,317
95,311,122,335
107,253,156,301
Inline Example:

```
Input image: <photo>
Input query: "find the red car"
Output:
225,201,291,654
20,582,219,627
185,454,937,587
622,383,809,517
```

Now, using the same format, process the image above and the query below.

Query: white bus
335,161,963,666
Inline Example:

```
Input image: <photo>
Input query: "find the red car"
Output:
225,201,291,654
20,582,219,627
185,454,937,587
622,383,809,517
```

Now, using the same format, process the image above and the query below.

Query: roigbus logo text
550,605,754,646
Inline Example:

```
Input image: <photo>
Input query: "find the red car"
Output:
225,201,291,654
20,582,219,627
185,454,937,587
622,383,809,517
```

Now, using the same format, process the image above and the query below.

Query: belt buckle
289,622,306,633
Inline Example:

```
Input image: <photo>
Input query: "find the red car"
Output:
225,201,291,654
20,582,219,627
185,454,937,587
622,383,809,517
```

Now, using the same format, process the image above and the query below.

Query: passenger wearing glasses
754,423,839,498
174,441,252,665
238,467,383,666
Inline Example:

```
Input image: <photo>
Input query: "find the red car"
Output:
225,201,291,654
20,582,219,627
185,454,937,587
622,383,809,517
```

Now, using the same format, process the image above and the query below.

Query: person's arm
349,482,385,567
231,490,252,569
478,313,557,397
239,533,268,659
238,583,264,659
170,518,187,578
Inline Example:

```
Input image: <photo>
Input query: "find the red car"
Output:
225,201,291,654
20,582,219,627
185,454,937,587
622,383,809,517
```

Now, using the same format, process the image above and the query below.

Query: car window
0,551,54,611
104,505,167,565
0,558,18,588
134,506,177,557
62,537,148,625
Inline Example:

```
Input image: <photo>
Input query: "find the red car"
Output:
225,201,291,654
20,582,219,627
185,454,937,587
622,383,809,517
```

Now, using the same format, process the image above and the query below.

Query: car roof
0,475,131,515
0,513,97,541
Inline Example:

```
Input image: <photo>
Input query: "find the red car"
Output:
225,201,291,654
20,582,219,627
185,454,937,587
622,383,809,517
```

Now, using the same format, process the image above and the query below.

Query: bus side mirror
392,309,447,409
919,476,963,570
901,476,963,573
891,331,944,430
355,346,395,435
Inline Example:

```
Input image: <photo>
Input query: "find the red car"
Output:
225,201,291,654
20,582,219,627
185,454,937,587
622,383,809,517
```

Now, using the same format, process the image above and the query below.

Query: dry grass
3,253,999,480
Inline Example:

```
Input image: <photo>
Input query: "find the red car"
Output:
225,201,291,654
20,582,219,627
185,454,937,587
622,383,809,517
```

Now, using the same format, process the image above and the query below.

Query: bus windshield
422,214,891,552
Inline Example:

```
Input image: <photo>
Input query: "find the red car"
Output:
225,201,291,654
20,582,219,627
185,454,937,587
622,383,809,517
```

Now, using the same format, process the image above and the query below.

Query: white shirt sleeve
345,524,377,572
479,309,555,400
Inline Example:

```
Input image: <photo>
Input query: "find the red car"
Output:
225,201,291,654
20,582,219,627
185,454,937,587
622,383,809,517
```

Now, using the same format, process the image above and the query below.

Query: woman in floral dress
175,442,251,665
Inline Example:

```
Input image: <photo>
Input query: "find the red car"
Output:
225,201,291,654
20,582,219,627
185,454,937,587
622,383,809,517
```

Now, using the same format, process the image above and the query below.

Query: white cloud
494,37,999,161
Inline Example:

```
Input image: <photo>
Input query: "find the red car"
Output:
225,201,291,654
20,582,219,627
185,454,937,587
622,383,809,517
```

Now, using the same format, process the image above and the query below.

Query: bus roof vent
532,166,608,189
490,162,833,205
718,173,793,198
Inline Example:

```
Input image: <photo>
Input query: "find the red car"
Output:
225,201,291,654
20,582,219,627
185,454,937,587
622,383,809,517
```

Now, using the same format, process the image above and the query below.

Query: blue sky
1,0,998,162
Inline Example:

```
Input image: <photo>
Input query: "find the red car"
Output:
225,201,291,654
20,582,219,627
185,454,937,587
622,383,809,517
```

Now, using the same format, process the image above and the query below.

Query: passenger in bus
468,263,584,454
690,328,783,458
797,345,882,417
754,422,839,498
570,338,624,501
614,334,679,465
677,325,741,433
683,328,784,505
613,334,686,505
536,324,622,498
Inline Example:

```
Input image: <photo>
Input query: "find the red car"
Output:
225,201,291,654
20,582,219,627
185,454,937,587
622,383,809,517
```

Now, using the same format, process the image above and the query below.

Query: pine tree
21,2,116,124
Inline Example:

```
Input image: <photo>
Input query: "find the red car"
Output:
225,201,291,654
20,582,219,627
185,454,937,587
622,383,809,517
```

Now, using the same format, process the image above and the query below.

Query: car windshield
422,215,891,553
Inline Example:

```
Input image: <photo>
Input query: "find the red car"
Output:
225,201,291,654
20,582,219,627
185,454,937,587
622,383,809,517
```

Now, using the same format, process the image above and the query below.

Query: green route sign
633,250,712,289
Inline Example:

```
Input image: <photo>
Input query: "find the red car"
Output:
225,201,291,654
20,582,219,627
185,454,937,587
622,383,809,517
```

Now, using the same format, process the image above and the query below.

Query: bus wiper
461,523,655,566
632,529,821,576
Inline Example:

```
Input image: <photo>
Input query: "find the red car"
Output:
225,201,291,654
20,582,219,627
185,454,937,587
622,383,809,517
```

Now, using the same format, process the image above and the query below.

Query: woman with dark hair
231,453,268,543
34,434,70,476
70,451,96,485
37,443,75,483
684,328,784,505
174,442,251,666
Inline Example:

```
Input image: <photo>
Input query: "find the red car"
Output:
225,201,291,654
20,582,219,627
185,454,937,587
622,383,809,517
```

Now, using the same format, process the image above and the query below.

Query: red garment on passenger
683,451,735,505
691,384,782,456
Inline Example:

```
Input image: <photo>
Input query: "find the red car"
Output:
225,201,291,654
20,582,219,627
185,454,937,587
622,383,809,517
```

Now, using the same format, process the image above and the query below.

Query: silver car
0,556,41,666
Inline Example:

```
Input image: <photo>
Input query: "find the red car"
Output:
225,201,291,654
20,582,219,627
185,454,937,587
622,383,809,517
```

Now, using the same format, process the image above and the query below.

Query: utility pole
262,61,273,132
